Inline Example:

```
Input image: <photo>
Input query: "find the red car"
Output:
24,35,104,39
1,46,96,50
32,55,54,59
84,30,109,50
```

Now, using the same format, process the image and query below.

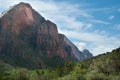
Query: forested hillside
0,47,120,80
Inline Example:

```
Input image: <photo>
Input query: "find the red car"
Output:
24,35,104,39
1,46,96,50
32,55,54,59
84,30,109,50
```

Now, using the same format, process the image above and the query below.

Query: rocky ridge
0,2,93,68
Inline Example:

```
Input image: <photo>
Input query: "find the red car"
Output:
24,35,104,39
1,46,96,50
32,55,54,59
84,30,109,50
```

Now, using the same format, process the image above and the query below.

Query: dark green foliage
2,68,29,80
64,61,74,74
0,60,13,80
0,47,120,80
55,65,64,77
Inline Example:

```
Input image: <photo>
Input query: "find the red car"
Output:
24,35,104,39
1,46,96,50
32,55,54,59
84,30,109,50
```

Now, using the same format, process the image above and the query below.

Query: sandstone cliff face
0,2,91,68
0,2,44,34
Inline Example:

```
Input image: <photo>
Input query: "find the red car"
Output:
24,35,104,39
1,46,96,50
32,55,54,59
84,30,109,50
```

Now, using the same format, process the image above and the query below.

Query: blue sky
0,0,120,56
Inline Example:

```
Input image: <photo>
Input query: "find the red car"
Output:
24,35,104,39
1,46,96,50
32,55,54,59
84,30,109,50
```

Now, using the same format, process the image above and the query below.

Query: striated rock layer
0,2,92,68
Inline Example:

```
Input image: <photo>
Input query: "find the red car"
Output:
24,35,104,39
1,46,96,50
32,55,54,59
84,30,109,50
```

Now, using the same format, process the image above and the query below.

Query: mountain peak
14,2,34,24
0,2,91,68
16,2,32,9
82,49,93,58
83,49,89,52
0,2,45,34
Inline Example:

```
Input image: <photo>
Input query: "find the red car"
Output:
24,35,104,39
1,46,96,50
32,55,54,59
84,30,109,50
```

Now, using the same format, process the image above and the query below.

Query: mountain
82,49,93,58
0,2,92,69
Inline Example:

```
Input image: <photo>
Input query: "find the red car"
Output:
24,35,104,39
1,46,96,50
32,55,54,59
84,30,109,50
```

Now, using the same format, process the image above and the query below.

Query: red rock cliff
0,2,87,68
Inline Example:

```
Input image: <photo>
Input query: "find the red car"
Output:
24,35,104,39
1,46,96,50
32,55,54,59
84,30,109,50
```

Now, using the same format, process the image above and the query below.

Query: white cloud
92,45,113,55
109,15,114,20
86,8,114,12
89,19,110,25
74,42,86,51
59,29,120,56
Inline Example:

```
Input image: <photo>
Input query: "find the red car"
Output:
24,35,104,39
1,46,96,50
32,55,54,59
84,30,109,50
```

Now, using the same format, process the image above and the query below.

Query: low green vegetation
0,47,120,80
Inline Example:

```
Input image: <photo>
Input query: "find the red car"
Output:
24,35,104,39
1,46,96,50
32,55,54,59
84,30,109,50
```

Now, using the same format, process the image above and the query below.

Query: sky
0,0,120,56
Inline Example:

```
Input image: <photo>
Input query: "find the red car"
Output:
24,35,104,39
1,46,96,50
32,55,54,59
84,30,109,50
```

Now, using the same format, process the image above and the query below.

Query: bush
3,68,29,80
86,72,107,80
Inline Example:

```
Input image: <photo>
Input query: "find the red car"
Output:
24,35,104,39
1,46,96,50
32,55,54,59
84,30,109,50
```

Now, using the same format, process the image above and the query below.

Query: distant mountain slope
82,49,93,58
0,2,92,69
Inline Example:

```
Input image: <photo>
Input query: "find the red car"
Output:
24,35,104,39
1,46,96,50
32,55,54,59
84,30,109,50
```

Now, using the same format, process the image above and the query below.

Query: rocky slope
0,2,92,68
82,49,93,58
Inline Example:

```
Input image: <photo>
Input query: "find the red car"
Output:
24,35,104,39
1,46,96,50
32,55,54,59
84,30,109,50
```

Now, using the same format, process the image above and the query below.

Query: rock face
0,2,92,68
82,49,93,58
